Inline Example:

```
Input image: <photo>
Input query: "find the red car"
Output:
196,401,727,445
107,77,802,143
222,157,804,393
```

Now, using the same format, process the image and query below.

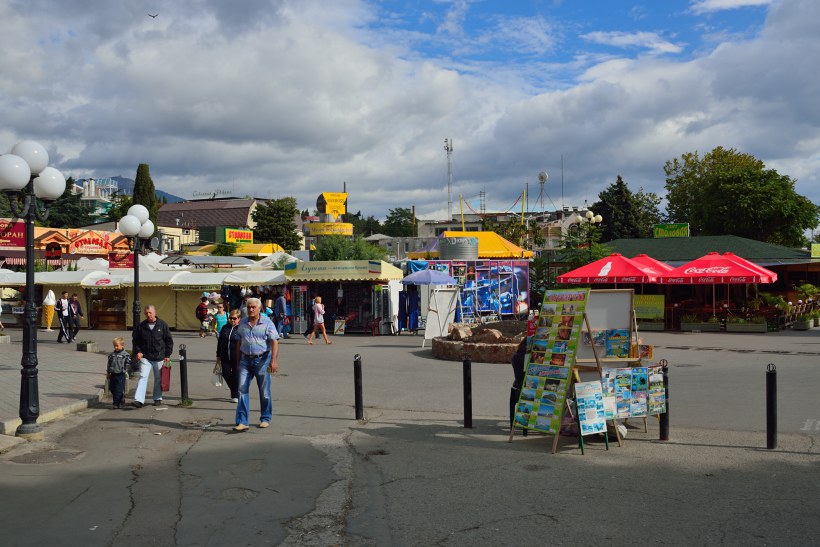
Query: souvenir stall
122,270,181,328
171,272,230,331
283,260,403,334
81,272,129,330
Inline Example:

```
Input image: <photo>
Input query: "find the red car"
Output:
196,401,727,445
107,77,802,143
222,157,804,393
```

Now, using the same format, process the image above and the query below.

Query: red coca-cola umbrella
721,252,777,283
658,252,774,284
557,253,662,284
658,252,776,315
631,253,674,272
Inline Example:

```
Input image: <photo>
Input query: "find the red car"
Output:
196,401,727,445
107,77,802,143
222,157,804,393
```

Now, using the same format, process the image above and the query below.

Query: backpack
196,304,208,321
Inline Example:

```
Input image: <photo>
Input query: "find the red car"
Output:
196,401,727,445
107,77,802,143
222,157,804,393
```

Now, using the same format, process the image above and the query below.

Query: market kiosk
283,260,403,334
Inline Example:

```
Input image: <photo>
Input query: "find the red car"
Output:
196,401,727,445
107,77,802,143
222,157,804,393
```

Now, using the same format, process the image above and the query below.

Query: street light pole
0,141,67,440
574,209,603,263
117,205,154,333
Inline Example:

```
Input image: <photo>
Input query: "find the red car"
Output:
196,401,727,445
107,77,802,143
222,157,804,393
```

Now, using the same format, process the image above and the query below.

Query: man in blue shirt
233,297,279,431
274,290,289,339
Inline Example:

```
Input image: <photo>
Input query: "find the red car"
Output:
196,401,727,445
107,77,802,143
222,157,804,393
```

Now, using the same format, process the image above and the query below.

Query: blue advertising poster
427,260,530,317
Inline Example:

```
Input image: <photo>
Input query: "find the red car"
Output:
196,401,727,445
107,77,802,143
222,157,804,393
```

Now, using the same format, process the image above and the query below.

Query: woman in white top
306,296,332,345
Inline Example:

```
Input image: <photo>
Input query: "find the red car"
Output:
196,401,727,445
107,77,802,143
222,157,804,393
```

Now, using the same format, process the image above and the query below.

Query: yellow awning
187,243,284,257
284,260,403,282
406,231,534,259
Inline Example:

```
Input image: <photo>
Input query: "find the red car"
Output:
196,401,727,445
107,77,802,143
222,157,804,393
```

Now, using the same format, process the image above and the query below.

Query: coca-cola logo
95,278,111,286
700,277,716,283
667,278,686,283
620,277,638,282
729,277,749,282
684,266,730,274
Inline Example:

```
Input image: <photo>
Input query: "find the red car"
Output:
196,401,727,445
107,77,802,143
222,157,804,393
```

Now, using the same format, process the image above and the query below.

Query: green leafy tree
313,235,386,261
633,188,663,238
558,225,611,272
43,177,95,228
105,192,133,223
212,242,237,256
382,207,414,237
133,164,159,229
251,197,301,251
664,147,816,245
345,210,383,236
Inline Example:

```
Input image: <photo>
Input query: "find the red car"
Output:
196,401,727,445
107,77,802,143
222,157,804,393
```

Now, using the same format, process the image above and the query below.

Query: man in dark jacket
132,305,173,408
69,293,84,341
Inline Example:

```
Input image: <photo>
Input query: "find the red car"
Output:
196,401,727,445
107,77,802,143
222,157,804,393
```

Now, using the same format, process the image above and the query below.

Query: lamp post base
15,423,44,441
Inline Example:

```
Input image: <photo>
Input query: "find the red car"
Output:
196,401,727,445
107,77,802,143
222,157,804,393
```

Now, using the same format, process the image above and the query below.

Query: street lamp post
574,209,603,262
117,205,154,331
0,141,66,440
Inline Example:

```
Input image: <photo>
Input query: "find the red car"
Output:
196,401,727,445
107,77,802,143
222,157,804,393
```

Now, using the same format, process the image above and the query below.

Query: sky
1,0,817,223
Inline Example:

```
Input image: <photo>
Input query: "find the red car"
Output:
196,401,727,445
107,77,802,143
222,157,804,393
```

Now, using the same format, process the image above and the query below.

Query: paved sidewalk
0,329,107,438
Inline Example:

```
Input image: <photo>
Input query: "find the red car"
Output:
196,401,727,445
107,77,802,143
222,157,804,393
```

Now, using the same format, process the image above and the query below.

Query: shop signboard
653,223,689,238
307,223,354,236
108,250,134,269
0,219,25,247
318,192,347,216
225,228,253,244
69,230,113,254
45,242,62,260
812,244,820,258
633,294,664,319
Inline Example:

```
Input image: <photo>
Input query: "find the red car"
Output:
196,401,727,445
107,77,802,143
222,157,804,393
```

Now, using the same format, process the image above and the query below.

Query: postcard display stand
580,289,666,439
509,288,608,453
510,288,667,454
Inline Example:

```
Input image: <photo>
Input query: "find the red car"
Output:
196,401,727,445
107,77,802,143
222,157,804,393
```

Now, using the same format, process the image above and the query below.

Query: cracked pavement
0,328,819,545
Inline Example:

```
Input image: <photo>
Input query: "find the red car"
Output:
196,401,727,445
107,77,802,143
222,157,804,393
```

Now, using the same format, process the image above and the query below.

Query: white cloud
581,31,684,54
690,0,773,15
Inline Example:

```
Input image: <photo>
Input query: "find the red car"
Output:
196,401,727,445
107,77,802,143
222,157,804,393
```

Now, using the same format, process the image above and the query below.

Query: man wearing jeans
233,297,279,432
132,305,174,408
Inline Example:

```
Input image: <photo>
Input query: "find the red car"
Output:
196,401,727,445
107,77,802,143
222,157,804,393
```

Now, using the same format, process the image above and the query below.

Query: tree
382,208,414,237
212,242,237,256
345,210,383,236
312,235,386,261
105,192,133,223
664,147,817,245
590,176,644,241
633,188,663,238
133,164,159,229
558,225,611,271
43,177,95,228
251,197,301,251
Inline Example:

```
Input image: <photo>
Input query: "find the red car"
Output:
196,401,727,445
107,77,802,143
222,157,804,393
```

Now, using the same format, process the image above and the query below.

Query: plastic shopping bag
211,362,223,387
161,363,171,392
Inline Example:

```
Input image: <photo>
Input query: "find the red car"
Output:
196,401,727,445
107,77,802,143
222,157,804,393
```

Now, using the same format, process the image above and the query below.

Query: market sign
633,294,665,320
225,228,253,244
69,230,112,254
45,242,62,260
108,250,134,269
307,222,354,236
0,219,25,247
812,244,820,258
317,192,347,216
653,223,689,238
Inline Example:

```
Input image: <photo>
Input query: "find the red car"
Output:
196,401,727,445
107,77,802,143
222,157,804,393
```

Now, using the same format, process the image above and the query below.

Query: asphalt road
0,328,818,545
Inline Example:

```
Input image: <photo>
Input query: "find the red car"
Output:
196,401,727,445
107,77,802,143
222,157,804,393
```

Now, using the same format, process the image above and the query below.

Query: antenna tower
444,138,454,219
479,190,486,214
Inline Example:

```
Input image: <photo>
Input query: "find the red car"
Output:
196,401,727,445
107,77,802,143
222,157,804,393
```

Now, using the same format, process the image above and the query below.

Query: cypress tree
133,163,159,229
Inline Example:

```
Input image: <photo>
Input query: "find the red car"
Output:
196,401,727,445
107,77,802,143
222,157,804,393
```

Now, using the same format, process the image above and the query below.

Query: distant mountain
110,176,185,203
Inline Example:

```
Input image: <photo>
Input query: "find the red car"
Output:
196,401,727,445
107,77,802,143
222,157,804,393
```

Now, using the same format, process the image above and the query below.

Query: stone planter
680,322,720,332
726,322,767,333
76,342,99,352
792,320,811,331
637,322,665,332
813,317,820,327
0,334,10,344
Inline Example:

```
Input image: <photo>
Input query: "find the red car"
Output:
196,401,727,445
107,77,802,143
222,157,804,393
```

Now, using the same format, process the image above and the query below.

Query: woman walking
216,310,242,402
307,296,332,345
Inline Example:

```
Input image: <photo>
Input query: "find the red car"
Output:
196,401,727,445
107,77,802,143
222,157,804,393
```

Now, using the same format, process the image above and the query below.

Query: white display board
423,287,459,347
576,289,636,365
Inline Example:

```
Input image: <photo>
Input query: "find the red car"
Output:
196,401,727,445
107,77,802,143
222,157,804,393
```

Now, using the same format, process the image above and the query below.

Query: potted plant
792,315,812,331
680,314,721,332
637,316,665,331
725,315,768,333
810,310,820,328
76,340,99,352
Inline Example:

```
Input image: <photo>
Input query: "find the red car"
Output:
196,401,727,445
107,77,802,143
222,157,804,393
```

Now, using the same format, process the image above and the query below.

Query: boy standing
107,337,130,409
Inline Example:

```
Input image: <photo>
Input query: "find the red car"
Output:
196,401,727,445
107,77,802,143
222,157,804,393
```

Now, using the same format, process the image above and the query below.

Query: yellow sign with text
321,192,347,216
634,295,665,320
308,223,354,236
225,228,254,243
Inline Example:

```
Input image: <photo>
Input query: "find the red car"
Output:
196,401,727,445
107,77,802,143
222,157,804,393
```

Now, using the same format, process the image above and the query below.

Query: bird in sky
148,13,158,18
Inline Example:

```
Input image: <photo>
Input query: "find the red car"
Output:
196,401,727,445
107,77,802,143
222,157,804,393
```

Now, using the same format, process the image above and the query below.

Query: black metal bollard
767,363,777,449
354,354,363,420
659,359,670,441
463,354,472,429
178,344,189,403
